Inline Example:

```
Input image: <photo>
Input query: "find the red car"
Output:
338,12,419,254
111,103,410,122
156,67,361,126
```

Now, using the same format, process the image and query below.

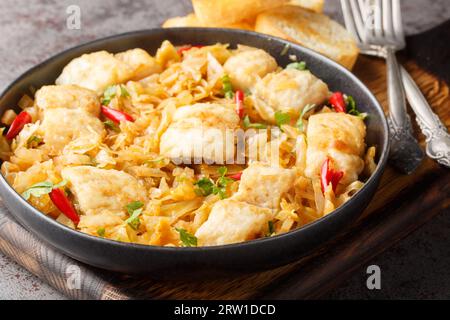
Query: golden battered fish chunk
305,112,366,185
159,103,240,164
233,162,296,209
115,48,162,81
40,108,105,156
195,199,273,246
223,46,278,91
61,166,147,217
35,85,100,117
252,68,329,123
55,51,133,93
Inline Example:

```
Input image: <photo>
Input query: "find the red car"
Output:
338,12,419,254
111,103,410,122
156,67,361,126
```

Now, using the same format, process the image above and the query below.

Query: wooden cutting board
0,55,448,300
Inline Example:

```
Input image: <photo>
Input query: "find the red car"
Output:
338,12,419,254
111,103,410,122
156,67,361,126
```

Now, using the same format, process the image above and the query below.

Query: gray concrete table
0,0,449,300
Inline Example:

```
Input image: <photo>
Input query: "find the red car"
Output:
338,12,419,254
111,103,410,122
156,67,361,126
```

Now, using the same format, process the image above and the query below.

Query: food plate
0,28,389,275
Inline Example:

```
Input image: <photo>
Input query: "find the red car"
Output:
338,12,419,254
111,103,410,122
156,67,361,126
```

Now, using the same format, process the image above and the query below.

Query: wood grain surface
0,54,448,300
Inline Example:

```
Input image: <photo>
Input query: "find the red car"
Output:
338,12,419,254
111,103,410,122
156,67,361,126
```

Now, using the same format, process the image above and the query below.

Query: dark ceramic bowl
0,28,389,275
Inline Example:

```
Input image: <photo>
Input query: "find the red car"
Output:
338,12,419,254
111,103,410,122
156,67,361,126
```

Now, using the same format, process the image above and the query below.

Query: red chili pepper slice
329,92,347,113
6,111,32,140
177,45,204,56
49,188,80,225
101,106,134,123
235,90,245,118
320,158,344,194
229,172,242,181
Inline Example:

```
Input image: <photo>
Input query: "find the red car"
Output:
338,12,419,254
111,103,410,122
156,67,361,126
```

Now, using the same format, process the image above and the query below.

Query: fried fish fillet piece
56,51,134,94
40,108,105,156
35,85,100,117
61,166,147,217
233,162,296,210
195,199,273,246
305,112,366,185
115,48,162,81
252,68,329,123
159,103,240,164
223,46,278,92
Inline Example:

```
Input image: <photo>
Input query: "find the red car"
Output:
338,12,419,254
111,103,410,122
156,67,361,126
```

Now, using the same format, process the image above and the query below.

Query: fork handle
400,67,450,168
386,47,411,129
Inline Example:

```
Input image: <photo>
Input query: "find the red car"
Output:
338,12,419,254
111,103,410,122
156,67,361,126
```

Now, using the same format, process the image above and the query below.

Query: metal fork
341,0,423,174
342,0,450,170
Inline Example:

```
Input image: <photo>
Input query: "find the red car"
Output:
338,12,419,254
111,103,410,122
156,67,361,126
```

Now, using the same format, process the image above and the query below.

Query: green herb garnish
296,104,317,132
217,166,227,177
243,115,267,129
101,85,129,105
120,86,130,98
101,85,117,105
22,180,67,200
125,201,144,230
345,95,368,120
222,74,234,99
103,120,120,132
97,228,106,237
194,167,234,199
266,221,275,237
175,228,198,247
213,167,234,200
275,111,291,128
286,61,307,71
27,136,43,149
194,177,215,197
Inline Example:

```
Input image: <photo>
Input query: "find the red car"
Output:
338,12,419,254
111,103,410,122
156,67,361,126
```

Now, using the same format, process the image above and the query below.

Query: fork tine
340,0,363,43
382,0,395,43
392,0,405,43
349,0,368,42
372,0,384,41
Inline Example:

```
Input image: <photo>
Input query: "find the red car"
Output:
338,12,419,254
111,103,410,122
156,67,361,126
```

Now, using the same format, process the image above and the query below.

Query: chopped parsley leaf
104,120,120,132
214,168,234,199
296,104,317,131
222,74,234,99
345,95,368,120
194,167,234,199
275,111,291,128
175,228,198,247
97,228,106,237
243,115,267,129
22,180,67,200
27,135,43,148
218,166,227,177
286,61,307,71
120,86,130,98
125,201,144,230
101,85,117,105
194,178,215,197
266,221,275,237
101,85,129,105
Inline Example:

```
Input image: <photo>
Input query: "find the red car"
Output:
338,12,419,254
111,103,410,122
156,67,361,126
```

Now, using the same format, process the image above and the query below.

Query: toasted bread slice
255,5,359,70
289,0,324,13
162,13,254,30
162,13,203,28
192,0,288,26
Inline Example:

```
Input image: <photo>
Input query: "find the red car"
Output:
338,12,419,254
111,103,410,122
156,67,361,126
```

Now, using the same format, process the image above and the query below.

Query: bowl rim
0,27,390,253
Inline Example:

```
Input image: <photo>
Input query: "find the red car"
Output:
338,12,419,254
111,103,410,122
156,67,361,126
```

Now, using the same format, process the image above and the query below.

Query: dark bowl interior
0,28,389,276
